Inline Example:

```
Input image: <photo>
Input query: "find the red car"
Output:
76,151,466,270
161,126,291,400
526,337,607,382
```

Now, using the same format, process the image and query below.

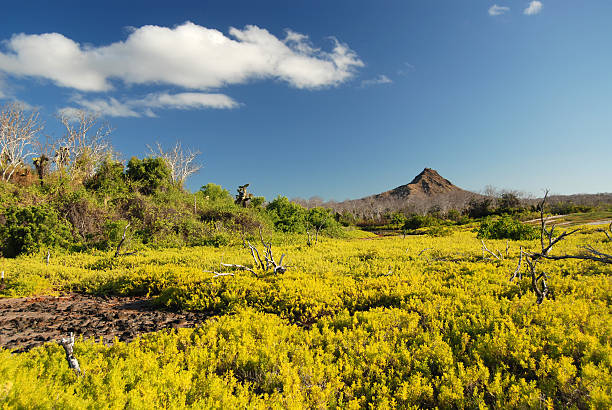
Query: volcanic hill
331,168,476,214
373,168,468,200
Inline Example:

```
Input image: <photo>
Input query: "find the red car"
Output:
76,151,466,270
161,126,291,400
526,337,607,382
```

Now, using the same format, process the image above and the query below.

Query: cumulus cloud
524,1,543,15
360,75,392,87
0,22,363,92
59,92,239,117
488,5,510,16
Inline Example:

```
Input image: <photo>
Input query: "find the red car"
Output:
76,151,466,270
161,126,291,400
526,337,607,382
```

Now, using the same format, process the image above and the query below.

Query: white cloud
360,75,392,87
397,62,415,76
489,5,510,16
0,22,363,92
524,1,543,15
64,96,141,117
134,92,239,110
59,92,239,117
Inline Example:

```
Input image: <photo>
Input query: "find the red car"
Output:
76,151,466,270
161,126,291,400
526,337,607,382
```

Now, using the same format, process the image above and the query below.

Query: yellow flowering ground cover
1,228,611,408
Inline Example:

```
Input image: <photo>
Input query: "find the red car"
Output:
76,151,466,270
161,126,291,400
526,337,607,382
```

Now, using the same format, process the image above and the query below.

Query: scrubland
1,228,611,408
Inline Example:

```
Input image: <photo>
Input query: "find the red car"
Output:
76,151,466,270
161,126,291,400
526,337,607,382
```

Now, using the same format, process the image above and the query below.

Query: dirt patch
0,293,210,352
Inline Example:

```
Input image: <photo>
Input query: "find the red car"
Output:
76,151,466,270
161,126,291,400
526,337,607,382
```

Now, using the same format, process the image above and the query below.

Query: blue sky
1,1,611,200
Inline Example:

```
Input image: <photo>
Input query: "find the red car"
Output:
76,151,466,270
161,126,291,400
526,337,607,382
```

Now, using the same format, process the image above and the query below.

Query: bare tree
57,110,111,178
148,141,202,186
510,191,612,304
0,103,42,182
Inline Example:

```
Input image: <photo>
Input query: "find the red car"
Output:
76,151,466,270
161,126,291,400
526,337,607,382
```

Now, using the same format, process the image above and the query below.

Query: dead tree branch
510,190,611,304
204,270,235,279
57,110,111,178
597,222,612,242
114,223,137,257
148,141,201,186
60,333,81,374
481,240,503,260
0,103,41,182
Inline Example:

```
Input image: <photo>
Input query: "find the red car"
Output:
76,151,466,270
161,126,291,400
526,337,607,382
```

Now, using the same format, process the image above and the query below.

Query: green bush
125,157,172,195
477,216,539,240
199,183,233,204
425,225,453,237
0,205,72,257
307,207,341,234
403,214,441,230
266,196,307,233
84,158,128,200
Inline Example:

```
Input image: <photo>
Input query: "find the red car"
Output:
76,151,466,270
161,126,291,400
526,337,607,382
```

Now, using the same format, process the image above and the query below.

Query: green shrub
307,207,341,234
425,225,453,237
84,158,128,200
266,196,307,233
477,216,539,240
0,205,72,257
199,183,233,204
403,214,441,230
125,157,172,195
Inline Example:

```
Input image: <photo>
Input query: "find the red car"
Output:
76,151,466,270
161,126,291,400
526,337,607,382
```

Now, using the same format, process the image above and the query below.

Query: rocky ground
0,293,210,352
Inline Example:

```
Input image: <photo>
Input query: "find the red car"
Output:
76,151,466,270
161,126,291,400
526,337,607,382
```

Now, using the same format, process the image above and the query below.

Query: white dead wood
220,263,256,274
60,333,81,374
210,228,290,277
204,270,235,279
57,110,111,177
148,141,202,186
481,240,503,260
243,228,290,274
114,223,137,257
0,103,41,182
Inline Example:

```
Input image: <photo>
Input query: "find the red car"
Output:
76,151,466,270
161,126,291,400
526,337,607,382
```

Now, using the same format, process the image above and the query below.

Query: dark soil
0,293,210,352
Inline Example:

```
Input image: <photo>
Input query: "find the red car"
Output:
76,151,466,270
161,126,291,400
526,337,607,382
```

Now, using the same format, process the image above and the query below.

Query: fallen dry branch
220,263,256,274
204,270,235,279
416,248,433,257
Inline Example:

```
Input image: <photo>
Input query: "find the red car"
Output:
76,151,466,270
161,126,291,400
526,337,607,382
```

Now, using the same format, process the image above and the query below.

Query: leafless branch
510,247,524,282
148,141,202,186
597,222,612,241
510,190,611,304
0,103,41,181
481,240,502,260
57,110,111,178
114,223,137,257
